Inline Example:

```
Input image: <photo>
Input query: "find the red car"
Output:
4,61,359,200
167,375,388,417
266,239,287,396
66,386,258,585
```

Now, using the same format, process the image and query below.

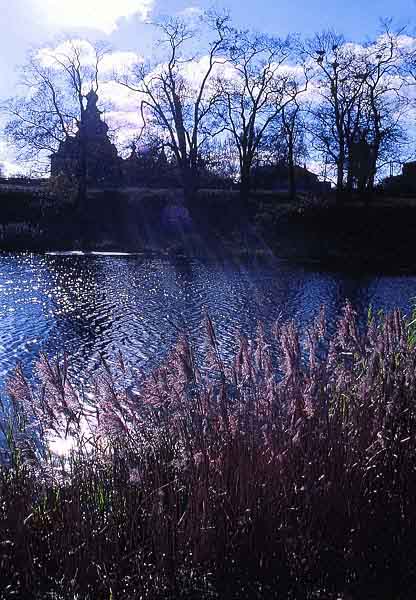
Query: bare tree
361,28,407,192
119,12,230,201
2,40,109,207
282,102,306,200
398,29,416,94
260,100,308,200
304,31,367,196
215,29,308,200
198,136,239,187
305,27,405,199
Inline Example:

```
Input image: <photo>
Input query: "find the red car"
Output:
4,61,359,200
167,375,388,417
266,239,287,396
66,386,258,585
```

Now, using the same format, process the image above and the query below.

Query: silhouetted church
50,90,169,186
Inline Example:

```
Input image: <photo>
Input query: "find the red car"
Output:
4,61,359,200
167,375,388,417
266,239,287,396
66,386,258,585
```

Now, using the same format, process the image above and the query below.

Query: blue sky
1,0,415,172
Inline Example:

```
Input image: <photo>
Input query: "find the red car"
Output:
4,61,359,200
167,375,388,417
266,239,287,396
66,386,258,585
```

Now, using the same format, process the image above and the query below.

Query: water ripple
0,253,414,385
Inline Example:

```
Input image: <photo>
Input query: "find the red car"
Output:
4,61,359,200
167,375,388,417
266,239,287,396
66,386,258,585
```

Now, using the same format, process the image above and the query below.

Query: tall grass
1,303,416,599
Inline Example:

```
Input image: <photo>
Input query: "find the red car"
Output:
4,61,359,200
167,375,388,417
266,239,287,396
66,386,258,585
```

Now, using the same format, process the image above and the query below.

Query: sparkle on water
0,252,415,384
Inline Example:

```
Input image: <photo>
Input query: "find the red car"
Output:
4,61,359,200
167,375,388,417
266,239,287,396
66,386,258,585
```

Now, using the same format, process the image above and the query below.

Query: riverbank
1,186,416,273
257,201,416,274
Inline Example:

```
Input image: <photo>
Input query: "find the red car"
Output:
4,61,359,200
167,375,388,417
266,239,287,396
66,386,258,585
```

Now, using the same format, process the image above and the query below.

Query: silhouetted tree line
2,12,415,203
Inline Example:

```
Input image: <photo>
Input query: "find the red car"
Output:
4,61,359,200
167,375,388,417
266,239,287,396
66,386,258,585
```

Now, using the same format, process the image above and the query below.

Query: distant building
402,161,416,179
381,161,416,194
50,90,186,188
51,90,122,185
49,92,231,190
251,163,330,194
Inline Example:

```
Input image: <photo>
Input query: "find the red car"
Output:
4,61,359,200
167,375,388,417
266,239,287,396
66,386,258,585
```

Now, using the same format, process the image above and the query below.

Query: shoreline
1,187,416,274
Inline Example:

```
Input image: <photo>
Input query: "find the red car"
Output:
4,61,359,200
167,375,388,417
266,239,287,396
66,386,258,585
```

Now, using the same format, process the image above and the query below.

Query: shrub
1,303,416,599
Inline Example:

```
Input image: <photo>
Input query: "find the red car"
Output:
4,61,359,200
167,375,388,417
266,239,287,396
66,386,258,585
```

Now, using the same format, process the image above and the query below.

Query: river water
0,252,415,383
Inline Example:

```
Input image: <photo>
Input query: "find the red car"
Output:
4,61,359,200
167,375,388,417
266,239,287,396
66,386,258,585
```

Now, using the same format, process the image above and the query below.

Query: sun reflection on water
0,252,414,387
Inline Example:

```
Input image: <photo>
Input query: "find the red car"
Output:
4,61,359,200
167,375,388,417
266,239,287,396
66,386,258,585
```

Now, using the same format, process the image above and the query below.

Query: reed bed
1,303,416,599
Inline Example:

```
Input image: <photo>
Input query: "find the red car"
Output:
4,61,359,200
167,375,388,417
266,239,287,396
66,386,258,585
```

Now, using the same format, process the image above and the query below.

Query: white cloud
106,110,143,127
100,51,143,74
396,35,416,52
99,82,144,145
341,41,368,57
32,0,155,34
181,55,214,87
37,40,142,75
37,39,97,68
0,138,21,177
178,6,204,20
0,159,20,177
99,80,139,111
181,54,232,91
106,110,144,148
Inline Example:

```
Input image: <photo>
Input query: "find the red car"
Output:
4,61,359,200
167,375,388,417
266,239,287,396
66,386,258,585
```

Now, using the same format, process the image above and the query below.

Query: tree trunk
336,155,345,203
240,162,251,202
287,132,296,202
76,174,87,213
366,146,379,199
345,147,354,194
182,165,198,204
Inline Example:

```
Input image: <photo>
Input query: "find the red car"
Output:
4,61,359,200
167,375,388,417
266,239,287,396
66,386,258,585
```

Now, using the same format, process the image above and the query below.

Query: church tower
50,90,122,185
